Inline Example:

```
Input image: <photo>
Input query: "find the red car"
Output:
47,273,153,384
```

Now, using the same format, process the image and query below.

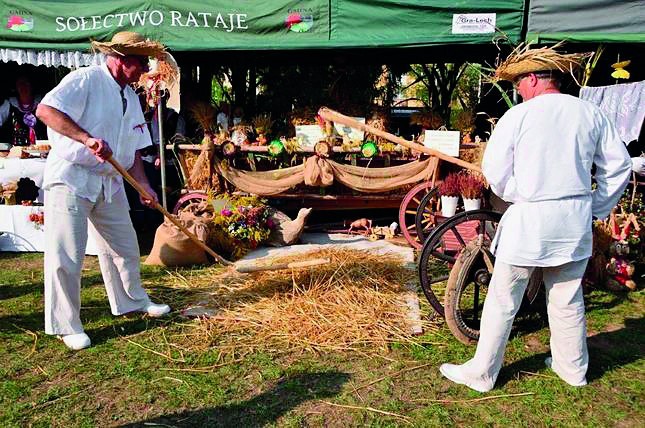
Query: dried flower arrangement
252,114,273,145
189,101,217,137
365,107,390,145
459,173,485,199
281,137,301,154
252,113,273,135
210,195,275,259
438,172,461,197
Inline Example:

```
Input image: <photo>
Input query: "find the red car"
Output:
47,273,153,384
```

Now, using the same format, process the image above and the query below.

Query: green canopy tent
525,0,645,85
526,0,645,44
0,0,526,67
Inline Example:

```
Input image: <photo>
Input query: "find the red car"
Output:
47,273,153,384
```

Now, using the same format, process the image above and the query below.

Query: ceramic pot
463,197,481,211
441,195,459,217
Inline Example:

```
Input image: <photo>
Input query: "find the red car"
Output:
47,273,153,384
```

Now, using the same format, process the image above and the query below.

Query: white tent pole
157,99,167,210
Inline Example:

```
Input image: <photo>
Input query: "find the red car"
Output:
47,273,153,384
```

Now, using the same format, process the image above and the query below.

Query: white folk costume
440,45,632,391
41,32,167,339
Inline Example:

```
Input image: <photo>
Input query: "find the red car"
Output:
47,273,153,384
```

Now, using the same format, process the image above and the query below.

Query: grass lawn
0,250,643,427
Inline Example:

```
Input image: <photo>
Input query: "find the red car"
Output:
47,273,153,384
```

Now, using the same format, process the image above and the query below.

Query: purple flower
23,113,37,128
266,218,275,229
221,208,232,217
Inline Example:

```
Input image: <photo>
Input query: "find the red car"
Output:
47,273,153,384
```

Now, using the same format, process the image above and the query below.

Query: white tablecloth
0,205,99,254
0,157,47,202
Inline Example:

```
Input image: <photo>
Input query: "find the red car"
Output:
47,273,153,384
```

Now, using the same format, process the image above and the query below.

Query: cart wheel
399,182,438,249
172,191,208,215
444,245,545,345
418,210,501,317
414,187,442,246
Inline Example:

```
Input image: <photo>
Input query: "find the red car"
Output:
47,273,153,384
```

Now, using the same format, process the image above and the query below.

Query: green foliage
407,63,469,122
210,75,228,106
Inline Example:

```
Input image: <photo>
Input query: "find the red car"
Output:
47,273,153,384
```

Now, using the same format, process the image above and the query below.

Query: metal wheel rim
418,210,501,317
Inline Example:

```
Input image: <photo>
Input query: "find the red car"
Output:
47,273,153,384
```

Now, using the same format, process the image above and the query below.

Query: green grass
0,252,643,427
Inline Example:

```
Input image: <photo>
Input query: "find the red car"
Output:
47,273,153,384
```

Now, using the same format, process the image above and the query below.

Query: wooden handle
236,258,331,273
101,154,232,266
317,107,481,173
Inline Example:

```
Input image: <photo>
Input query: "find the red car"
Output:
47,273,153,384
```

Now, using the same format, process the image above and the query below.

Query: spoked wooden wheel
444,248,544,345
443,242,493,344
418,210,501,317
172,191,208,215
414,187,442,247
398,182,438,249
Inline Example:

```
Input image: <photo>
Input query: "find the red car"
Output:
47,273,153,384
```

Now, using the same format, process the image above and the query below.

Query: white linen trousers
457,258,589,390
44,184,151,335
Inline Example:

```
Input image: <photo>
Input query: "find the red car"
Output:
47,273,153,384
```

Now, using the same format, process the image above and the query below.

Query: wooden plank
402,281,423,336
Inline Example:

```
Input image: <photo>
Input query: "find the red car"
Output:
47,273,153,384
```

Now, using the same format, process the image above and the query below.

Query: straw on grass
174,248,429,356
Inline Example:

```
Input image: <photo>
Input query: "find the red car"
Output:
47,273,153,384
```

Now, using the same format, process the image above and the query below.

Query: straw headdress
91,31,166,58
495,43,591,81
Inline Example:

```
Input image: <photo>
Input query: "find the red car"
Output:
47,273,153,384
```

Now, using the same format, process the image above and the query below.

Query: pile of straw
181,150,218,191
181,249,426,356
189,101,217,135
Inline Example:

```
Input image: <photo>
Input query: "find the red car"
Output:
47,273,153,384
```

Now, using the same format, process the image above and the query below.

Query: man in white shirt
440,46,632,392
35,32,171,351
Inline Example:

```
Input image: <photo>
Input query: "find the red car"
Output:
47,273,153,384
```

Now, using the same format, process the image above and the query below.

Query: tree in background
402,63,470,124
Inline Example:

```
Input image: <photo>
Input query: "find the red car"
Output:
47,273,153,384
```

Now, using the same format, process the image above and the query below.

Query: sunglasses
127,55,149,69
512,74,528,89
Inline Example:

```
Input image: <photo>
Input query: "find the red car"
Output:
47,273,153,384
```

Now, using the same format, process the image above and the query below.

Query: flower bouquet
211,195,275,259
438,173,461,217
28,210,44,230
459,173,485,211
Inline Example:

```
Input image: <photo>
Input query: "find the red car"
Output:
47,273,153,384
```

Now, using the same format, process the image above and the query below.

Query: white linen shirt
41,64,151,202
482,93,631,267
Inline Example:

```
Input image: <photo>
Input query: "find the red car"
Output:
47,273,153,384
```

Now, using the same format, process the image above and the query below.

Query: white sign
334,117,365,141
423,130,460,157
295,125,325,148
451,13,496,34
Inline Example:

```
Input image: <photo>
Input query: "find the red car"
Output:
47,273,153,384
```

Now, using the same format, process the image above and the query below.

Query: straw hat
495,43,591,82
91,31,166,58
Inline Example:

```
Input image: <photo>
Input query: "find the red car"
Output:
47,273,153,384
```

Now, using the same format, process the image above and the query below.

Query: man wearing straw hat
440,45,632,391
36,32,171,350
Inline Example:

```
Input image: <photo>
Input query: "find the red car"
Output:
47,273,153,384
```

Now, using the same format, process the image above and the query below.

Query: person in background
136,92,185,222
232,105,244,126
35,31,171,351
0,74,47,146
216,102,230,132
439,46,632,392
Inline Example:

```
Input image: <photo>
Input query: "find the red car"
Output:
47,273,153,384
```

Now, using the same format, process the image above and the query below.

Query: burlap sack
144,215,210,266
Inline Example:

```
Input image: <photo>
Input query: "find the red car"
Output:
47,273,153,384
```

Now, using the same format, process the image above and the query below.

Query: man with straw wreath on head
440,44,632,391
36,31,171,351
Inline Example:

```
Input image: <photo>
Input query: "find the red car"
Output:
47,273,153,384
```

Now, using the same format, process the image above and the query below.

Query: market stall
0,0,527,215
